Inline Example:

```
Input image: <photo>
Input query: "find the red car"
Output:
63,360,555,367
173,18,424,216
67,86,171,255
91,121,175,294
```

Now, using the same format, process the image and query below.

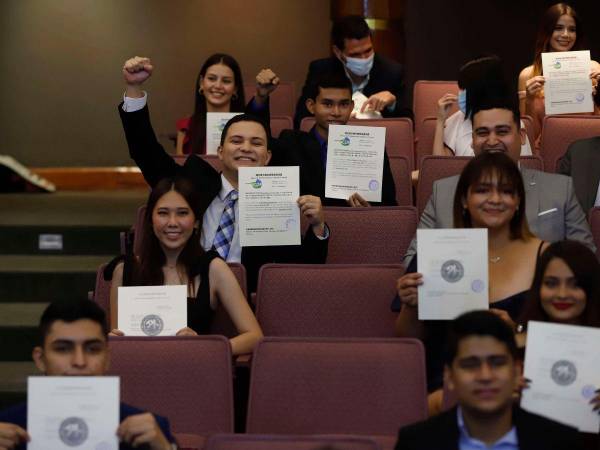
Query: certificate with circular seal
117,285,187,336
521,321,600,433
27,376,119,449
416,229,488,320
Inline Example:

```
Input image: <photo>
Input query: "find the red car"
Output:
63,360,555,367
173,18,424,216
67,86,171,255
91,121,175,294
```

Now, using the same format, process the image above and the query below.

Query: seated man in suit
403,92,595,266
294,15,412,129
119,58,328,292
272,72,397,207
0,300,176,450
395,310,582,450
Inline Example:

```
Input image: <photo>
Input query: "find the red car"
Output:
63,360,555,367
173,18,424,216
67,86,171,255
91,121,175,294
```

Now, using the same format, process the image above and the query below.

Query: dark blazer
271,128,397,207
119,103,328,293
294,54,413,129
0,401,175,449
558,136,600,213
395,406,583,450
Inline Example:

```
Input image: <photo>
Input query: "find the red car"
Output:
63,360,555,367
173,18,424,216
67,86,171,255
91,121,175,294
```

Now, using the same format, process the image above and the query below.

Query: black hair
38,300,109,346
331,15,371,50
469,82,521,126
305,72,353,102
445,310,518,365
219,113,270,146
457,55,504,91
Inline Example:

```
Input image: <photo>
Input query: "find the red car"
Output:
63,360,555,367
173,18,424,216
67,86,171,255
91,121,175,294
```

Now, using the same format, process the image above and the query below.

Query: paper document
28,376,119,450
238,166,301,247
522,321,600,433
118,285,187,336
417,229,488,320
206,112,243,155
351,91,383,119
325,124,386,202
542,50,594,115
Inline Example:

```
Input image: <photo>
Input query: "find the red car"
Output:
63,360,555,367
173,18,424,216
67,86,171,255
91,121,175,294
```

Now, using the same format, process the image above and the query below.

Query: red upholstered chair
388,156,413,206
200,154,223,172
539,115,600,172
415,116,437,169
108,336,234,450
244,81,295,117
270,115,293,138
205,434,382,450
322,206,417,263
299,117,415,165
246,337,427,447
589,207,600,257
413,80,459,146
255,264,404,337
521,115,536,153
92,263,110,314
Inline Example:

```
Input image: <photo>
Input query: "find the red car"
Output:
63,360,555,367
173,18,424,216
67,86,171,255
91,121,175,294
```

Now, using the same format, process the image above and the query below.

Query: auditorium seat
521,115,536,153
413,80,458,147
299,117,415,166
388,156,413,206
108,336,234,450
416,155,544,216
589,207,600,258
269,115,293,138
415,117,436,168
246,337,427,450
244,81,295,117
539,115,600,172
254,263,404,337
205,434,382,450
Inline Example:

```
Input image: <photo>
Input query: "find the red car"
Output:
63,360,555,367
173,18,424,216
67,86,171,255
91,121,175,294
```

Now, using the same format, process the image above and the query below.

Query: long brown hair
532,3,584,76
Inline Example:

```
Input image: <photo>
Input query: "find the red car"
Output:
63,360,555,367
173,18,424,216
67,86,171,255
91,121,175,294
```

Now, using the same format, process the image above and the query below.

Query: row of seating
107,336,427,450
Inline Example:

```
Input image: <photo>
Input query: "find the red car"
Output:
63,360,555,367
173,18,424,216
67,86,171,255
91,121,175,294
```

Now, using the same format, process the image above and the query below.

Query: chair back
413,80,459,143
246,337,428,436
270,115,293,138
206,434,381,450
415,116,437,168
244,81,295,117
255,264,404,337
388,156,413,206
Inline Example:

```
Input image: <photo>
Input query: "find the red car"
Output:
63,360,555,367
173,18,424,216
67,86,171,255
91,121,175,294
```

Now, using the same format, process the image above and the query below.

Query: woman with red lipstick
518,3,600,144
106,175,263,355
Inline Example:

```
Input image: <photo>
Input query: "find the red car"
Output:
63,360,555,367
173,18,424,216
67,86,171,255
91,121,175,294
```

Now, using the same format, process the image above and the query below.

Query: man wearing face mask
294,15,412,129
433,55,533,157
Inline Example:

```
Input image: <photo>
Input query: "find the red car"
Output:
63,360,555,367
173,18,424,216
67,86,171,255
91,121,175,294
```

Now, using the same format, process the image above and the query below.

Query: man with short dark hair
0,300,176,450
294,15,412,129
394,310,582,450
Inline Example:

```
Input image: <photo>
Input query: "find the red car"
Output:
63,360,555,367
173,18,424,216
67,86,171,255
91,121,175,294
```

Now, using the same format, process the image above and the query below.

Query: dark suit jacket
119,103,328,293
271,128,397,207
0,401,175,449
395,406,583,450
294,54,413,129
559,136,600,213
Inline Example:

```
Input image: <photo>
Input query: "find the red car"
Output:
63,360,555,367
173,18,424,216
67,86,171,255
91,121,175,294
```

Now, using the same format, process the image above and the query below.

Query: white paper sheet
27,376,119,450
542,50,594,115
238,166,301,247
417,228,488,320
117,285,187,336
205,112,243,155
325,124,386,202
521,321,600,433
351,91,383,119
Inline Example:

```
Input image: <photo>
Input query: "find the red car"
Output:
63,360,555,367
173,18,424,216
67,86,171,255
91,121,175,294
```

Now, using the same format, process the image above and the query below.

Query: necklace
489,256,501,263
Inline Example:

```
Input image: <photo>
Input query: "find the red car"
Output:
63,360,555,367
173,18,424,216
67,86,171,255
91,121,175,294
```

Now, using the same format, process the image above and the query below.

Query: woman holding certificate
107,176,263,355
518,3,600,143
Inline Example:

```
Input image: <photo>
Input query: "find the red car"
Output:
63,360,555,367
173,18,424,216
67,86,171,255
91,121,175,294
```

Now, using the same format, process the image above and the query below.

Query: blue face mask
344,53,374,77
458,90,467,114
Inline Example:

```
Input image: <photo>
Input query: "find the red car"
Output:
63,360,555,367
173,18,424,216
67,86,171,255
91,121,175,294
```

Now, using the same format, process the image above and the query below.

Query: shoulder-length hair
133,176,205,287
187,53,246,154
532,3,585,76
453,151,533,240
519,240,600,327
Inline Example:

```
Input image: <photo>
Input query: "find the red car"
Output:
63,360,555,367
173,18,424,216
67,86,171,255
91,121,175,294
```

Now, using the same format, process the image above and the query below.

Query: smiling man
394,310,582,450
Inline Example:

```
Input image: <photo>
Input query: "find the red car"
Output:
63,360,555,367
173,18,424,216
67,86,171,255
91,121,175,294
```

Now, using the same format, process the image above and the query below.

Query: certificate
206,112,242,155
521,321,600,433
417,229,488,320
542,50,594,115
28,376,119,450
238,166,301,247
325,124,386,202
117,285,187,336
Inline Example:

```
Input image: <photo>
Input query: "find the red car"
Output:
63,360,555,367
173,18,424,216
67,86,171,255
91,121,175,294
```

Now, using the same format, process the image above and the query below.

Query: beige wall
0,0,331,166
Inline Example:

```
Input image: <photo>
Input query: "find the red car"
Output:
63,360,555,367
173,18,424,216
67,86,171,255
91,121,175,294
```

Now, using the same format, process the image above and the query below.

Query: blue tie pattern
212,190,238,259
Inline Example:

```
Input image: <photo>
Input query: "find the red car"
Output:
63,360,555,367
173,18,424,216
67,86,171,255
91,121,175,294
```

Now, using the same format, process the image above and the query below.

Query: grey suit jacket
558,136,600,213
403,168,596,265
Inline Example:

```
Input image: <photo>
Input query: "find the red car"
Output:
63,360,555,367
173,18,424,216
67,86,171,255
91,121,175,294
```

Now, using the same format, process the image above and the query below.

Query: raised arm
433,94,457,156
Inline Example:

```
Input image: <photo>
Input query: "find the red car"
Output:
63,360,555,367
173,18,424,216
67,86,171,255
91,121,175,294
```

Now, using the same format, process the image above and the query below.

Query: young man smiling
394,310,582,450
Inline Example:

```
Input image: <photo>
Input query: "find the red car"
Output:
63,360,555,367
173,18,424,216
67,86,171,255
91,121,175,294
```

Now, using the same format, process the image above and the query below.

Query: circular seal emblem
551,360,577,386
553,61,561,69
59,417,88,447
341,136,351,146
285,218,297,230
141,314,164,336
471,279,485,293
575,92,585,102
581,384,596,400
368,179,379,191
441,260,464,283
